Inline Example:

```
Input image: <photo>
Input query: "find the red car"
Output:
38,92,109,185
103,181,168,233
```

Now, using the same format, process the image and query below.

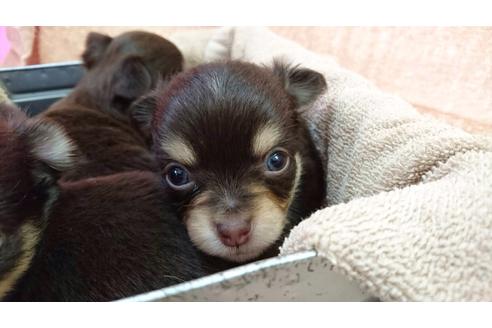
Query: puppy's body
43,31,183,181
7,172,204,302
139,60,327,263
43,103,156,181
0,103,205,301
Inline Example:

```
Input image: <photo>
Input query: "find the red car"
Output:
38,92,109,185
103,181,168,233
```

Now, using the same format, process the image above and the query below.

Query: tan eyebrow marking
160,135,197,166
252,123,283,157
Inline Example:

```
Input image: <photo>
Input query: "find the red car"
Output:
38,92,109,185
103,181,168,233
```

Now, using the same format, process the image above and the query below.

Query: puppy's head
0,102,76,298
78,31,183,118
146,60,326,262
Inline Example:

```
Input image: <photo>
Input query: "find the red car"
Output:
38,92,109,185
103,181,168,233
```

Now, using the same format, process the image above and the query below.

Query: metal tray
122,251,372,302
0,61,84,115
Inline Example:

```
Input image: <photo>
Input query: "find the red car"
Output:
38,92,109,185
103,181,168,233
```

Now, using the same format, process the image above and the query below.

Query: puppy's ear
25,120,77,183
272,60,327,107
82,32,112,69
111,56,153,112
129,93,158,143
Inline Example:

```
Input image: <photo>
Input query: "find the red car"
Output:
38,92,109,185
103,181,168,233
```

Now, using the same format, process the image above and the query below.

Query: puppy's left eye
265,149,289,173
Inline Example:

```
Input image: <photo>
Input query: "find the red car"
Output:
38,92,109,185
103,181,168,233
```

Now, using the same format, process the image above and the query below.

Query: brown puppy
42,31,183,181
135,60,327,263
0,103,204,301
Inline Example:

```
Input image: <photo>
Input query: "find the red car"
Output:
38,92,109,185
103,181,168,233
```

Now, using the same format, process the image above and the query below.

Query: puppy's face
149,61,326,262
0,103,75,298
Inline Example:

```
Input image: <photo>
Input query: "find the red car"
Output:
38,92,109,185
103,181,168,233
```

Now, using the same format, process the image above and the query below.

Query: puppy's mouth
201,222,267,262
226,249,264,263
212,225,266,263
186,210,287,263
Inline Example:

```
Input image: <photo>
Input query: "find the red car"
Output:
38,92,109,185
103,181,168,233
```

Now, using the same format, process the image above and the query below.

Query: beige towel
171,27,492,301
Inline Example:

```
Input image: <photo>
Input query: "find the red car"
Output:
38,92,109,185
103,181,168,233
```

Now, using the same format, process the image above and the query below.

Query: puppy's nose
216,221,251,247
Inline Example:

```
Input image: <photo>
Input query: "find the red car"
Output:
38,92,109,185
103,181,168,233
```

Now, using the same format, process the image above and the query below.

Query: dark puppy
42,31,183,181
0,103,204,301
136,60,327,263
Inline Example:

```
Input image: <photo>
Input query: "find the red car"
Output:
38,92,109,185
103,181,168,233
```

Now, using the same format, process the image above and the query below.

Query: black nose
216,220,251,247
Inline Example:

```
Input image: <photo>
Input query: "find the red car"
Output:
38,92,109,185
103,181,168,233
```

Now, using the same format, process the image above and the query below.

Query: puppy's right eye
165,164,194,190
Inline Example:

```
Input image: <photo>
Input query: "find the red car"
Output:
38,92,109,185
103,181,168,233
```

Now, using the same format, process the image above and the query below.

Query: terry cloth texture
170,27,492,301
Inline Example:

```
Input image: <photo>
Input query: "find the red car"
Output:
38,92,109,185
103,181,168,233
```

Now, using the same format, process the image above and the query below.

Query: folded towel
172,27,492,301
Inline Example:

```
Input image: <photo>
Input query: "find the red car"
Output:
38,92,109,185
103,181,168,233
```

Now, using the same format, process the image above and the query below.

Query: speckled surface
122,251,373,302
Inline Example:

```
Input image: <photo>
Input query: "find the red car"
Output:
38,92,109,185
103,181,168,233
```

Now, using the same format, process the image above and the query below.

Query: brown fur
7,171,205,301
42,31,183,181
0,103,205,301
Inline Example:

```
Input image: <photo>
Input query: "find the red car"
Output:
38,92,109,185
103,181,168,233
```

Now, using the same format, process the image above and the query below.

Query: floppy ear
82,32,112,69
25,120,77,183
271,60,327,108
111,56,153,112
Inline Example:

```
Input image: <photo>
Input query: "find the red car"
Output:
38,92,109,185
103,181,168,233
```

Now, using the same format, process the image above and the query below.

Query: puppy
135,60,327,264
0,103,205,301
42,31,183,181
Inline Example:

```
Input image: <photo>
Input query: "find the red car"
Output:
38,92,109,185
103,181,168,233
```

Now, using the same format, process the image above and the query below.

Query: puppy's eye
265,149,289,173
165,164,194,190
